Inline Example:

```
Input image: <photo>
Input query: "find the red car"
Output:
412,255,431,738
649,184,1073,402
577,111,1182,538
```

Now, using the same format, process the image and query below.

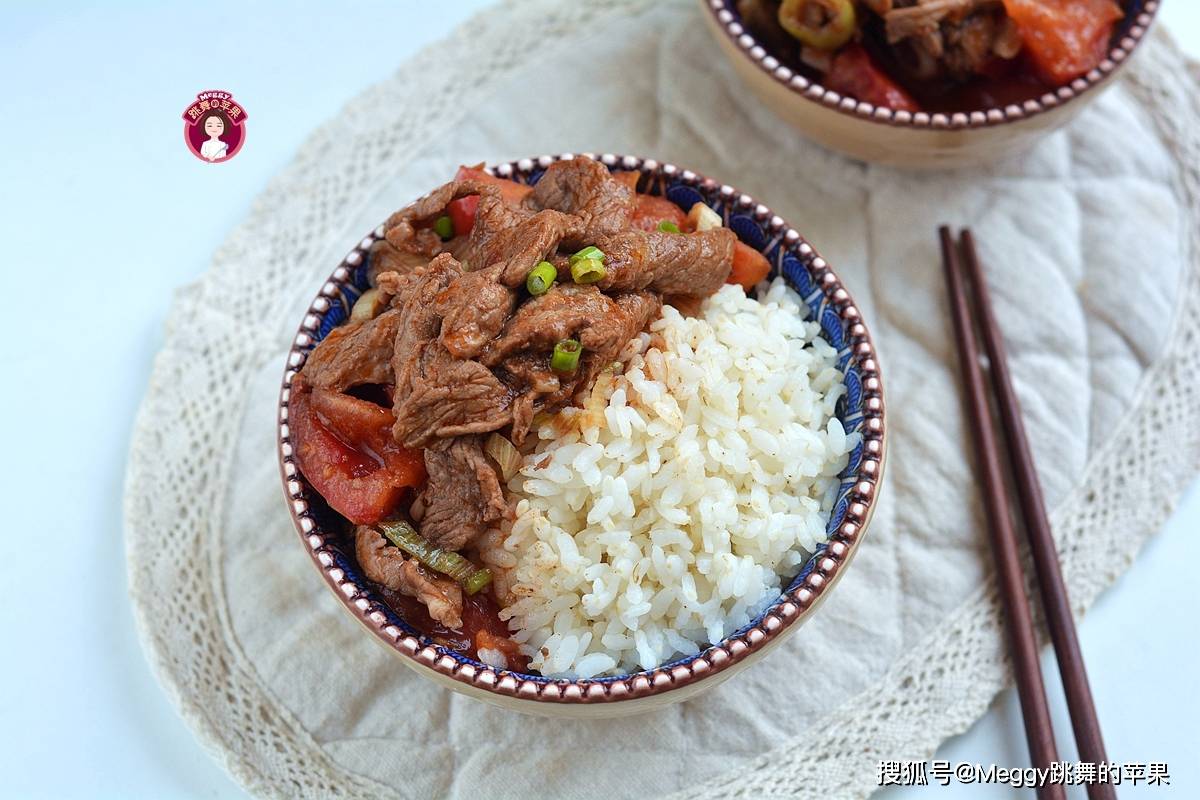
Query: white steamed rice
477,278,858,678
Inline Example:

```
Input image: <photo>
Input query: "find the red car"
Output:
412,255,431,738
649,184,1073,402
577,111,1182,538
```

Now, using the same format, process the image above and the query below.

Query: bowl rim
277,152,887,705
699,0,1160,131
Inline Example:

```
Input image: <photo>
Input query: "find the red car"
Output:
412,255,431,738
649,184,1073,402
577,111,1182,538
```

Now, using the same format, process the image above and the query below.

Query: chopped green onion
551,338,582,373
571,258,606,284
464,568,494,595
378,520,491,594
526,261,557,296
433,215,455,240
570,245,604,262
568,245,607,284
657,220,681,234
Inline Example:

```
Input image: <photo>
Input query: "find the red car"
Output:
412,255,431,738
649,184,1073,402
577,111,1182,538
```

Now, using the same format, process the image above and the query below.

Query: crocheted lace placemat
124,1,1200,798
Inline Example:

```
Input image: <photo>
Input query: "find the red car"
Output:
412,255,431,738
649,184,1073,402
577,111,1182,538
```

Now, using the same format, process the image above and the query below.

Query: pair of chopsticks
940,227,1114,800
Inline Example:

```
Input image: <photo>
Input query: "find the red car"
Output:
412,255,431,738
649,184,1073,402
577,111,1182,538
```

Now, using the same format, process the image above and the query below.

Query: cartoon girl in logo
199,110,232,161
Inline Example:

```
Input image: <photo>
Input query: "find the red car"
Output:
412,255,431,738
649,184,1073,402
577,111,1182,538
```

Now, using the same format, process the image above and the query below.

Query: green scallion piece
568,245,606,283
463,568,494,595
378,520,491,593
570,245,604,262
551,338,582,373
433,215,455,240
526,261,557,296
571,258,606,284
657,220,681,234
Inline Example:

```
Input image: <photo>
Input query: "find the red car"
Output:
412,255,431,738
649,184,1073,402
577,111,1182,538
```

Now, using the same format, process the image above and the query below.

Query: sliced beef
435,264,516,360
373,179,506,280
641,230,735,296
369,238,435,284
884,0,1010,80
576,291,662,387
463,209,582,286
610,291,663,341
887,0,961,40
419,436,508,551
371,182,485,283
943,11,1000,76
485,286,660,374
300,308,402,392
384,254,511,446
392,342,514,447
355,525,464,629
373,269,411,301
591,228,735,297
455,190,534,271
500,351,564,393
509,390,537,444
383,179,499,231
497,352,563,444
380,253,461,356
481,284,616,366
486,287,661,442
663,293,705,318
529,157,635,247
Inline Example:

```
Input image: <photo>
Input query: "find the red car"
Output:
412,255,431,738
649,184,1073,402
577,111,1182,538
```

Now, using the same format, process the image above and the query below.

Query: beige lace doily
125,1,1200,798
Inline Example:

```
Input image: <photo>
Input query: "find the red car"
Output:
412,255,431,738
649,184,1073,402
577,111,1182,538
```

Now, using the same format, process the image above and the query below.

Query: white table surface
1,3,1196,798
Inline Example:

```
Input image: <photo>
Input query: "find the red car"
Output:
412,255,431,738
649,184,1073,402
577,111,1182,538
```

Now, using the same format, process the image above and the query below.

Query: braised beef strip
419,435,508,551
301,308,402,392
528,156,636,246
592,229,735,297
355,525,464,629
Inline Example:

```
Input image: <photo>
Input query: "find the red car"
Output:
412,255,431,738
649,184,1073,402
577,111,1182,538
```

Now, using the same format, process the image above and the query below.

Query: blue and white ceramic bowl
278,154,886,716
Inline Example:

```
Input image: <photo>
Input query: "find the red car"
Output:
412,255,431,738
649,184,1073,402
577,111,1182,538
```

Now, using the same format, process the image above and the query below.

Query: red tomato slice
631,194,688,232
728,242,772,291
824,44,920,113
291,382,426,524
447,194,480,237
454,165,533,206
1002,0,1122,85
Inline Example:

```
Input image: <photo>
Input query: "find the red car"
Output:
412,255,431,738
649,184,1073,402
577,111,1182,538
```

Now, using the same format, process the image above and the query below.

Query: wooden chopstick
958,229,1115,800
939,226,1065,800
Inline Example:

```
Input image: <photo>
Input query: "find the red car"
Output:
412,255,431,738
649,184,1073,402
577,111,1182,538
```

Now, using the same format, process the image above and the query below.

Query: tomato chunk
290,381,426,524
454,165,532,206
446,166,533,238
728,241,772,291
447,194,480,237
1002,0,1122,85
823,44,920,113
631,194,688,232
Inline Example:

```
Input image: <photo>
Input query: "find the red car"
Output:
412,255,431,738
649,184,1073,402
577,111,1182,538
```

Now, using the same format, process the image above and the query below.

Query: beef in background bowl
699,0,1159,167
